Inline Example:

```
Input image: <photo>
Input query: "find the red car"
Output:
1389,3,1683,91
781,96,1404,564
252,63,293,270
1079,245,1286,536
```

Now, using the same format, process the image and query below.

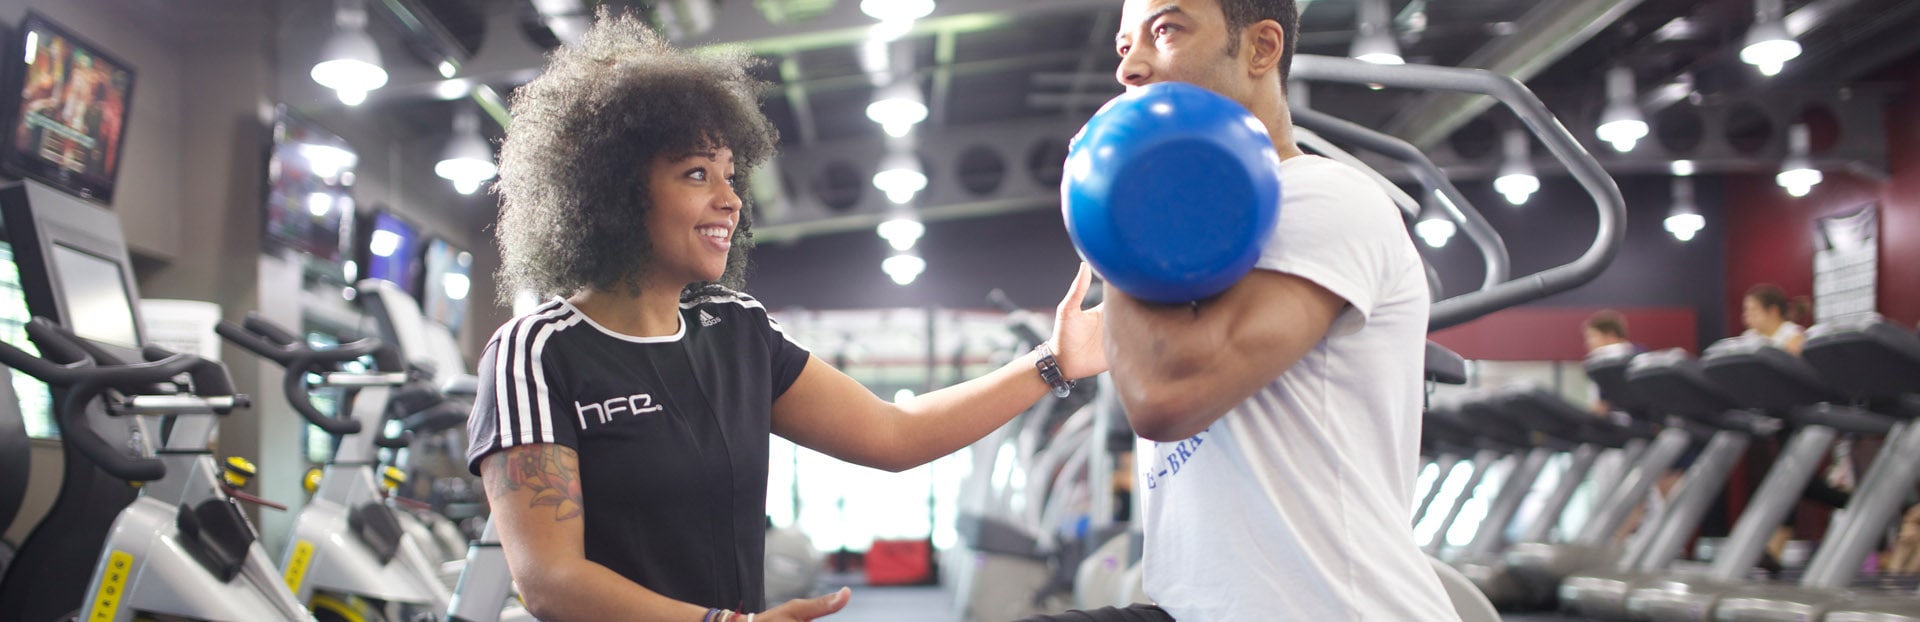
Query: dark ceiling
268,0,1920,236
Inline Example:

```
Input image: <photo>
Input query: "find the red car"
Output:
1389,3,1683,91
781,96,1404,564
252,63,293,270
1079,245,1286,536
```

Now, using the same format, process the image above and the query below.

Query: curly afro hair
492,9,777,304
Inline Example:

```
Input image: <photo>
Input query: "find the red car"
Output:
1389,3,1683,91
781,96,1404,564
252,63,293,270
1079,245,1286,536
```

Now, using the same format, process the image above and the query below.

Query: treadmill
1561,348,1764,620
1452,392,1564,559
1505,347,1694,606
1710,318,1920,622
1420,401,1542,558
1580,333,1891,621
1455,385,1642,609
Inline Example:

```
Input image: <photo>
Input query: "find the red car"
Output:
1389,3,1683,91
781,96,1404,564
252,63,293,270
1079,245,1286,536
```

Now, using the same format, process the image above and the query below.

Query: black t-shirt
466,292,810,612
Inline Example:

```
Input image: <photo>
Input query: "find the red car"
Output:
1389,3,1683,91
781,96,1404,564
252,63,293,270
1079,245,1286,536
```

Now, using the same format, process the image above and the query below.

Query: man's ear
1245,20,1285,79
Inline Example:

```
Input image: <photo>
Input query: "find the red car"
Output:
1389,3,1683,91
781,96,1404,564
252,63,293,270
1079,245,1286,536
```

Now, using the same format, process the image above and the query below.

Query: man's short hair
1219,0,1300,83
1584,310,1628,339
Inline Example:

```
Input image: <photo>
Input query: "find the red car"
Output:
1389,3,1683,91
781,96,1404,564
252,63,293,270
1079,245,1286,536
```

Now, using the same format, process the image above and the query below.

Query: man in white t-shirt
1024,0,1459,620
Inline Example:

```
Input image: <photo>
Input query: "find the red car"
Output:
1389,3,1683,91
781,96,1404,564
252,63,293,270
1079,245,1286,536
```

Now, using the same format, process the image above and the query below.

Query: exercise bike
0,317,313,621
218,314,454,621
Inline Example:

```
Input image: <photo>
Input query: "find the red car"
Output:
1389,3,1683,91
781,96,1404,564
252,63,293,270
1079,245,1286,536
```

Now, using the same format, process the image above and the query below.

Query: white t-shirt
1136,155,1457,620
1742,321,1805,349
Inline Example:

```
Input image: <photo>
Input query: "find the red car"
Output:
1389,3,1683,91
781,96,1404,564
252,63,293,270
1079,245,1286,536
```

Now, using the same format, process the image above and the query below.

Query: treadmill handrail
1292,55,1626,330
1291,106,1508,294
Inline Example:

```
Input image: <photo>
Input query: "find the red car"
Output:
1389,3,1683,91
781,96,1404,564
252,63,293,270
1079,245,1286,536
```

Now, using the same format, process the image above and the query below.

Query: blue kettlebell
1061,81,1283,303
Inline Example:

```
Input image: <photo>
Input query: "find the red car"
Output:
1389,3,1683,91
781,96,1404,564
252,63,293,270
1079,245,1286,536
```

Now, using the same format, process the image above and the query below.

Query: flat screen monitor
264,105,356,266
419,237,471,333
0,179,147,438
49,242,136,349
362,210,419,294
7,12,136,204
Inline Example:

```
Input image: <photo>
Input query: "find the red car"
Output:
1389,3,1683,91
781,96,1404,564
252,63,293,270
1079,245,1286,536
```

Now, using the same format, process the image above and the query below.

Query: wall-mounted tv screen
419,237,471,333
361,209,420,295
264,104,356,267
8,12,136,204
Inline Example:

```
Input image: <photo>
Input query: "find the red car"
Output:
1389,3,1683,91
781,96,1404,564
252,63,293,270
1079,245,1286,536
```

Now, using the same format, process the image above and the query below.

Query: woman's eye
725,175,740,187
688,168,707,181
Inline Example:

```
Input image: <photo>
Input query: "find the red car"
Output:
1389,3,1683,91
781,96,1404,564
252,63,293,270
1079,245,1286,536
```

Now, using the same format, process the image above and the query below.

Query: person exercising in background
467,12,1107,622
1026,0,1458,619
1584,310,1637,414
1742,284,1808,355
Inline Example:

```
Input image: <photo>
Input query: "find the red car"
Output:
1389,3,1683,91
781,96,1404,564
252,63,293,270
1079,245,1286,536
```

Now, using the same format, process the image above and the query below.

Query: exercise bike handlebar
0,318,244,482
986,288,1050,349
216,313,405,437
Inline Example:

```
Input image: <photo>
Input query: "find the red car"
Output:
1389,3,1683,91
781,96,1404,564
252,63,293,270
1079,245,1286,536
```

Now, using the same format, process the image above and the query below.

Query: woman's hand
1051,263,1108,380
757,587,851,621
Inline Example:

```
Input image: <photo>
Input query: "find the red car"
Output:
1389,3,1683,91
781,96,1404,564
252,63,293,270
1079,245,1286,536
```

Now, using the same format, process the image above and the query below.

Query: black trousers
1013,605,1175,622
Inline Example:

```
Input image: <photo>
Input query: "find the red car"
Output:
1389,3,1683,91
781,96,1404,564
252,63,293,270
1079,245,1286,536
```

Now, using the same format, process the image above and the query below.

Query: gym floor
811,571,1592,621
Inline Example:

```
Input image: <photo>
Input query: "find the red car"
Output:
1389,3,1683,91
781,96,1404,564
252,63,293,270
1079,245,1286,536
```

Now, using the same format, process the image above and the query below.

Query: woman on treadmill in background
465,11,1106,622
1742,284,1809,355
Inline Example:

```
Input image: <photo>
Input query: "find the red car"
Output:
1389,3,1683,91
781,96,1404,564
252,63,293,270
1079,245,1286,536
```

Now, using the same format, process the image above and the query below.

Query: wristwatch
1034,342,1074,398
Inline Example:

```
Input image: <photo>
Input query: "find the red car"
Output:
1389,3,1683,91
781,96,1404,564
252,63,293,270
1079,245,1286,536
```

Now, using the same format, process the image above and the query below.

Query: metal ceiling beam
929,30,958,128
1383,0,1647,148
675,0,1122,55
779,55,819,145
1061,9,1121,119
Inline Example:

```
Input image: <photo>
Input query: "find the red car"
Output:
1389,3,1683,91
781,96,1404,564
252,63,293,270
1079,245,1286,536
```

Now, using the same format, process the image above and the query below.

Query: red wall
1723,58,1920,332
1431,306,1698,361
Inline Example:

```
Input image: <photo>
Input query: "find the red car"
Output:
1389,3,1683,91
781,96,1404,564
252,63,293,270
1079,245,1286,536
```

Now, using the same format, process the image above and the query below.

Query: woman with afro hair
464,11,1105,622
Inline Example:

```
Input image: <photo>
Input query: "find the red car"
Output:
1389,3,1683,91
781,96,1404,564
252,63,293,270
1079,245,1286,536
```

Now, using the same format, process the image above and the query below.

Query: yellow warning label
89,550,134,621
284,540,316,593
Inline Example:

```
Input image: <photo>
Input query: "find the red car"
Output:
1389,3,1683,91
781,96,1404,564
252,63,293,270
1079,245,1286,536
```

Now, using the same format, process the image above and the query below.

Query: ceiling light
1350,0,1402,65
1415,197,1456,248
882,253,926,285
299,143,357,178
1741,0,1800,77
443,272,470,301
437,60,457,78
1596,66,1647,153
1493,129,1538,206
873,151,927,204
861,0,934,22
867,82,928,138
877,217,925,251
1665,176,1704,242
1351,31,1403,65
871,18,915,42
435,79,470,100
308,192,333,217
1415,217,1455,248
1670,160,1696,176
311,0,387,106
370,229,401,257
1777,122,1821,197
435,107,497,195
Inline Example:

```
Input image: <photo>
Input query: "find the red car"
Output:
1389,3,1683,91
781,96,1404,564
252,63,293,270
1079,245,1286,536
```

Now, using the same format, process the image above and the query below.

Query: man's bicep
1112,270,1348,441
1220,269,1350,382
481,443,588,563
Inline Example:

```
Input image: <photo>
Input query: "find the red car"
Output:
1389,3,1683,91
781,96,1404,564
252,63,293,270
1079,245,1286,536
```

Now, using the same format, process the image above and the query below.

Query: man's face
1115,0,1249,101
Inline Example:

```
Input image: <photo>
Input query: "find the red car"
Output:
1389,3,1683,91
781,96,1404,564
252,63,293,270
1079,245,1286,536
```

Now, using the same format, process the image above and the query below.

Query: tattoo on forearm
485,446,585,521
